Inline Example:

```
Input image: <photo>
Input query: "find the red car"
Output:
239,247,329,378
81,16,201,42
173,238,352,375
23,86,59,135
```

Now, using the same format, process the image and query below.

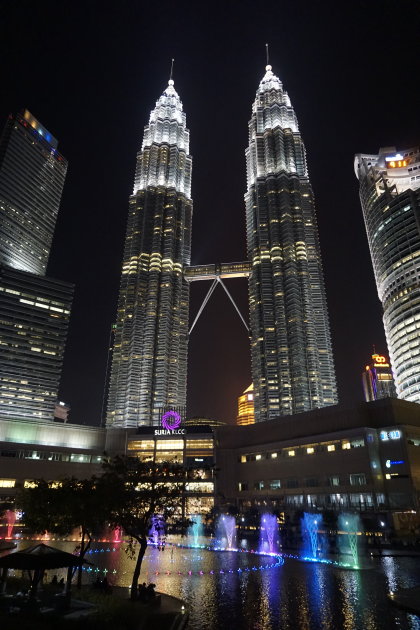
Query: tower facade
107,80,192,427
355,147,420,403
0,110,67,275
362,353,396,402
0,110,72,422
245,65,337,421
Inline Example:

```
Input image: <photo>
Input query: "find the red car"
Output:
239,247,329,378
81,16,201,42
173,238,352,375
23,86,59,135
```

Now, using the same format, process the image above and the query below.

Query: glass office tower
245,65,337,422
355,147,420,403
0,110,72,422
107,79,192,427
0,110,67,275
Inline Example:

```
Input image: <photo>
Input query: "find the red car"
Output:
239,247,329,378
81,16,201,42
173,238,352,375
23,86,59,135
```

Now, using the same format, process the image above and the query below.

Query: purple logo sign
161,410,181,431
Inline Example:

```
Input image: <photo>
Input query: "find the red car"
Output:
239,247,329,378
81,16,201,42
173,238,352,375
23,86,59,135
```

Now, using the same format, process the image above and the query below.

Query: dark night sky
1,0,419,425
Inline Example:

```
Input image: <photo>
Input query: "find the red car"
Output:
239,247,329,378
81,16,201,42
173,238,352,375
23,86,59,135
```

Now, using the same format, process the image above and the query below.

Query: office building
107,78,192,428
355,147,420,403
237,384,255,426
245,65,337,422
0,111,73,422
216,398,420,518
0,266,72,421
362,353,396,402
0,110,67,275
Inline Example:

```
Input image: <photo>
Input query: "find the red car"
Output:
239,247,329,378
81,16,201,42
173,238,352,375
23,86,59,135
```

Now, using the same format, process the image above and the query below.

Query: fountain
218,515,237,549
4,510,16,539
149,514,166,547
338,513,360,568
301,513,322,559
112,527,122,543
188,514,204,547
260,513,278,554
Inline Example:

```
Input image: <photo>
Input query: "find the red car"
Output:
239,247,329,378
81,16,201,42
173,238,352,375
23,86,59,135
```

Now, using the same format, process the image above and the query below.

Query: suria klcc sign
154,410,186,435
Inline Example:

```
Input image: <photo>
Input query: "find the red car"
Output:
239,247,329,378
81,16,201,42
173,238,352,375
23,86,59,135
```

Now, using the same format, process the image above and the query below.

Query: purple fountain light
221,515,236,549
161,410,181,431
260,513,278,553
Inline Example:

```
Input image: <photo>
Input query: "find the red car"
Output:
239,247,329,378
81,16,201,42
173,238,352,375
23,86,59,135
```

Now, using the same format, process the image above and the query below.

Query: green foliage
99,456,185,543
17,477,106,539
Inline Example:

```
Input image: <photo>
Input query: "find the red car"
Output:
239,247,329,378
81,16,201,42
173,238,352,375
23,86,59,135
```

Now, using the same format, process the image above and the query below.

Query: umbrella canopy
0,544,89,570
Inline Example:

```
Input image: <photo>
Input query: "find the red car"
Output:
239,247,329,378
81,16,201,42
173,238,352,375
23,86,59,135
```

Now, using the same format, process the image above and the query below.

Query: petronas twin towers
107,65,337,428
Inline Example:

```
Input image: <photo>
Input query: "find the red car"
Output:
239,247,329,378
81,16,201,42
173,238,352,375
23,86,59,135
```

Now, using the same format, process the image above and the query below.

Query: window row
239,438,365,463
238,473,367,492
0,449,103,464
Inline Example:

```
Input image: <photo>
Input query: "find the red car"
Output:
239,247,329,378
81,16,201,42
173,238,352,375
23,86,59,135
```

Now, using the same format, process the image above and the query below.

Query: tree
99,456,186,600
18,477,107,588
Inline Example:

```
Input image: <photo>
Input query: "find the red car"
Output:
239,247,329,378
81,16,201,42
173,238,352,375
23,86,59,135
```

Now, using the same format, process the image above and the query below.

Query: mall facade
215,398,420,531
1,399,420,534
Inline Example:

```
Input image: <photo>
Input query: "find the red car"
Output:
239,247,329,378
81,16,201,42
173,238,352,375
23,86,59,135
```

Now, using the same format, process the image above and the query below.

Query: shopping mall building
1,398,420,533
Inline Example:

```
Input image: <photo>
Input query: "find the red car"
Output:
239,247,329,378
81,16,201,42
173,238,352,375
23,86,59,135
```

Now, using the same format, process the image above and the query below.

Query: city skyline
1,1,419,425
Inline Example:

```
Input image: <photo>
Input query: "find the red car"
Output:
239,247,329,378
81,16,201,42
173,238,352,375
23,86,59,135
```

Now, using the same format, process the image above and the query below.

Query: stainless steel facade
0,110,67,275
355,147,420,403
107,80,192,427
245,66,337,421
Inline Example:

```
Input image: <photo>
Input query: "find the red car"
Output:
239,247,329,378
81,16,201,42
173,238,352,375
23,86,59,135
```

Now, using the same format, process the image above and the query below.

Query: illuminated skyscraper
245,65,337,421
107,79,192,427
0,110,67,275
237,384,255,426
0,110,72,422
355,146,420,402
362,353,396,402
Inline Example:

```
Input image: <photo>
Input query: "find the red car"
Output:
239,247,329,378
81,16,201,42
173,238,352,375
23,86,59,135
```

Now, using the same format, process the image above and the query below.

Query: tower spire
265,43,270,68
169,58,174,84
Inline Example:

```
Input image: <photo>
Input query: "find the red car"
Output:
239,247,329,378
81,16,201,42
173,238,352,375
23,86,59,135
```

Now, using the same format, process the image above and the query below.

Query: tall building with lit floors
355,147,420,403
107,79,192,427
237,384,255,426
245,65,337,421
362,353,396,402
0,110,73,422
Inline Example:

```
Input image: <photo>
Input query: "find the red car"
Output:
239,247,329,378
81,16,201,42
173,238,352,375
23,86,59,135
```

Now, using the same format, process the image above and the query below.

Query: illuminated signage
380,430,401,441
386,459,404,468
372,354,390,368
161,410,181,431
154,428,185,436
155,409,185,435
385,155,409,169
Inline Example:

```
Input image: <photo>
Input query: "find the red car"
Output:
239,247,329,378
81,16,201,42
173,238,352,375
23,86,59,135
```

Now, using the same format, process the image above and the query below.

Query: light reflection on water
11,539,420,629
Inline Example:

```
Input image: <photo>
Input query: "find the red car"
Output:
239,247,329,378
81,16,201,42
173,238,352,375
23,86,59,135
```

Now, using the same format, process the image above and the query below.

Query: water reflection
7,539,420,629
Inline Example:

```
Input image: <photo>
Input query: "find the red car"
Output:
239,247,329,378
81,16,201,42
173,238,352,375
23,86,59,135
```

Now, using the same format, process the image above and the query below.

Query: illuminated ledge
184,262,251,282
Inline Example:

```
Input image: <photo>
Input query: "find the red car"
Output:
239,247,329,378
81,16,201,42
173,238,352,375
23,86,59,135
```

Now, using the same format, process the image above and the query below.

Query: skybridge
184,261,251,335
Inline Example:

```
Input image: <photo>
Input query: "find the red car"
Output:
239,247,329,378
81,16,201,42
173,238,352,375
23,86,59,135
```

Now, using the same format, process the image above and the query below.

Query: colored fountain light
188,514,204,547
302,512,322,559
218,515,237,549
259,513,278,554
338,513,360,568
4,509,16,539
161,410,181,431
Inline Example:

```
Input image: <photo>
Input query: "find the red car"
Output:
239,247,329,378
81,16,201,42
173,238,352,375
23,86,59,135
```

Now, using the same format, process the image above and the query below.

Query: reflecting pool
8,539,420,629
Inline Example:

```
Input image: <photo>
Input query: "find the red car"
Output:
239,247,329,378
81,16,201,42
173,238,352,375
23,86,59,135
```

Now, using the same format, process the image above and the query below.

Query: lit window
342,442,351,450
307,447,315,454
256,454,262,460
156,440,184,450
327,445,335,452
271,453,278,459
288,450,295,457
240,455,246,463
0,479,15,488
